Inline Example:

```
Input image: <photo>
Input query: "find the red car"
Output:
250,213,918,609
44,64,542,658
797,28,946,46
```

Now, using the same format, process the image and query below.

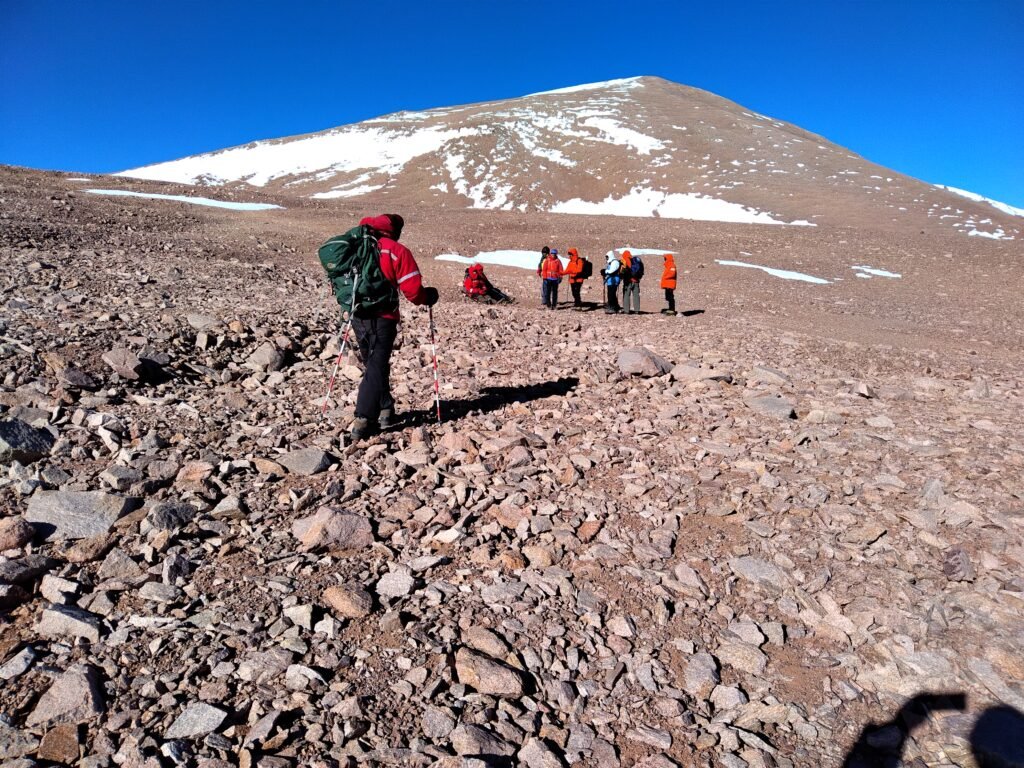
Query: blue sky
2,0,1021,206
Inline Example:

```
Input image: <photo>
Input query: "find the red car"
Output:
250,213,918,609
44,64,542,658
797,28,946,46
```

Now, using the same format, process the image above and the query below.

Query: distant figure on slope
602,252,622,313
462,263,514,304
342,214,438,440
540,248,564,310
660,253,678,315
621,250,644,314
564,247,589,309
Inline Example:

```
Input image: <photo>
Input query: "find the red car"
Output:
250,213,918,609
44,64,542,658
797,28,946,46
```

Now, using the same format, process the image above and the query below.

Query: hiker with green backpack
318,213,438,440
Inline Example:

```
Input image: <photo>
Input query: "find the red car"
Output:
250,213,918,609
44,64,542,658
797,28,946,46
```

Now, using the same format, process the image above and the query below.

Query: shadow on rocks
842,692,1024,768
971,705,1024,767
400,376,579,428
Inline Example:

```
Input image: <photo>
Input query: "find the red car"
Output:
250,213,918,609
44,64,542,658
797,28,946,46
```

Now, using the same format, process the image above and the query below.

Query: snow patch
852,266,901,279
119,125,483,187
580,118,664,155
936,184,1024,218
552,187,813,226
528,77,644,96
716,259,830,285
437,250,567,270
85,189,281,211
967,228,1014,240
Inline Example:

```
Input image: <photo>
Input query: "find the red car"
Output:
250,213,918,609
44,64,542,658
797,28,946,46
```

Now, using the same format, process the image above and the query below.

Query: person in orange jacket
564,247,586,309
660,252,678,315
540,249,564,309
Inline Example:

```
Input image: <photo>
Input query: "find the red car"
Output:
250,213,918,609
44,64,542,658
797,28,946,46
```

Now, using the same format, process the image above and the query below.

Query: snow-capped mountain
120,76,1020,238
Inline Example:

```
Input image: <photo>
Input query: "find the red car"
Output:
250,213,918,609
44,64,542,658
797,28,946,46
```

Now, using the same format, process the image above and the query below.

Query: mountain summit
121,76,1020,236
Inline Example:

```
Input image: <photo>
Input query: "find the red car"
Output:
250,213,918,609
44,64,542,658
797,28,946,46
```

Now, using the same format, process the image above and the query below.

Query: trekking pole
428,305,442,423
320,271,359,421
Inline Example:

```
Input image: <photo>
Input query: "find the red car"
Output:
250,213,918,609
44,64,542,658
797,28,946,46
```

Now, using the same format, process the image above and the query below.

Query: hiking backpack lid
318,225,399,315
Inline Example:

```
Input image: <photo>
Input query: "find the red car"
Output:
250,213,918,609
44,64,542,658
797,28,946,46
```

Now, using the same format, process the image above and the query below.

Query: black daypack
318,225,399,316
579,258,593,280
630,255,645,280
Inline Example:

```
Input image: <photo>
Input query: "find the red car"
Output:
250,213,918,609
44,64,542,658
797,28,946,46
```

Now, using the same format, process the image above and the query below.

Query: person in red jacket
540,249,564,309
463,263,513,304
564,247,586,308
660,253,678,315
350,213,438,440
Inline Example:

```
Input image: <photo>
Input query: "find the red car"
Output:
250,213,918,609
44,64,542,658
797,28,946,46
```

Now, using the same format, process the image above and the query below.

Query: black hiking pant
665,288,675,312
542,280,559,308
570,282,583,306
351,316,397,423
606,284,620,312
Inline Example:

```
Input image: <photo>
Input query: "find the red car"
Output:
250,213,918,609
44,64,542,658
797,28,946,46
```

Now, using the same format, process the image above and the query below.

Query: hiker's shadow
681,309,705,317
401,376,579,428
841,692,1024,768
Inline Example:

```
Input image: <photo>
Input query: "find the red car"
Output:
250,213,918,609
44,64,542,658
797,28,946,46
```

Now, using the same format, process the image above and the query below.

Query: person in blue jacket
601,252,622,314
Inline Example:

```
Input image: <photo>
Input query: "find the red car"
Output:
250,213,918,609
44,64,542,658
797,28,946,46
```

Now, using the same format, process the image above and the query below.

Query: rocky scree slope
1,169,1023,767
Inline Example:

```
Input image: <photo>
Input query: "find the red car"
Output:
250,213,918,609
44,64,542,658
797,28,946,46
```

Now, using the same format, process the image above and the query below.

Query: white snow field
552,188,814,225
851,266,902,278
967,228,1014,241
528,77,643,97
936,184,1024,218
715,259,830,285
118,126,483,189
436,250,569,270
85,189,282,211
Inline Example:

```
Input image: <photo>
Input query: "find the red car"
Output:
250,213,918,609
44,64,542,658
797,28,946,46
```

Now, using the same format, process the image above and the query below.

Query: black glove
422,287,439,306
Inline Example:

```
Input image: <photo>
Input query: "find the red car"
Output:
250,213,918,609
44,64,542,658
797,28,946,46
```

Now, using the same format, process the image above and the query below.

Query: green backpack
318,225,399,316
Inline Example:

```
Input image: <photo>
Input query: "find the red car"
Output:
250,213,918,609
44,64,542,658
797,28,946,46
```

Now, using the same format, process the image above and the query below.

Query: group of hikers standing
536,246,592,309
319,214,684,441
534,246,678,314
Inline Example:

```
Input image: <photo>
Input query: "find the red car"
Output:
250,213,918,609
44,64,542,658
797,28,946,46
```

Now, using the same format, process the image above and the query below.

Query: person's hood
620,250,632,265
359,213,404,238
567,247,579,258
664,253,675,266
468,263,484,275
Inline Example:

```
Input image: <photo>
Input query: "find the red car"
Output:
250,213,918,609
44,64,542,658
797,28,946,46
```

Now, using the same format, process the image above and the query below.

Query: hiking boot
379,408,396,430
665,310,677,316
350,417,375,441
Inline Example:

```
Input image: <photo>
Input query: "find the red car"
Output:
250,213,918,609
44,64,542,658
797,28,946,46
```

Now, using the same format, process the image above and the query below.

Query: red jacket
541,255,563,280
464,264,487,296
359,214,429,320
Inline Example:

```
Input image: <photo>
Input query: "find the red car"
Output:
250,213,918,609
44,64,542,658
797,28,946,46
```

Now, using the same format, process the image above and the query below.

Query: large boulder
0,517,35,550
291,507,374,553
25,491,135,541
245,342,284,372
25,665,105,728
101,348,142,380
279,447,332,476
455,647,529,697
743,394,797,420
0,419,55,463
164,702,227,739
617,347,672,378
